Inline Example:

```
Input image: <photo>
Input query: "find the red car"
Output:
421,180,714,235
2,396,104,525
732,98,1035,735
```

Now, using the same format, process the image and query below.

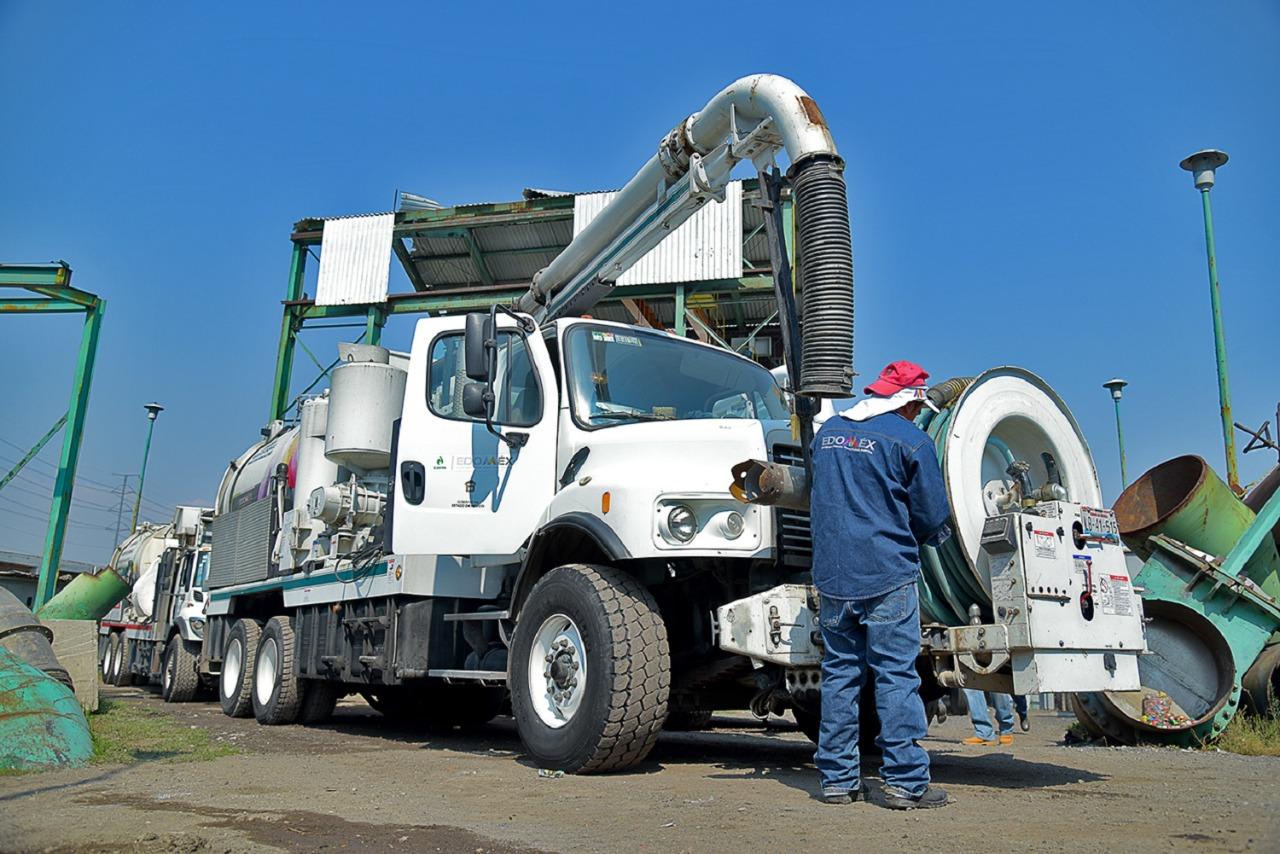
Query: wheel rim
528,613,587,729
255,636,279,707
222,638,243,700
163,648,173,693
110,640,121,679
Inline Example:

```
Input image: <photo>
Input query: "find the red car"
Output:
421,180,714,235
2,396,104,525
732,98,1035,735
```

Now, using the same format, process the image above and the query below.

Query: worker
962,689,1017,745
809,360,952,810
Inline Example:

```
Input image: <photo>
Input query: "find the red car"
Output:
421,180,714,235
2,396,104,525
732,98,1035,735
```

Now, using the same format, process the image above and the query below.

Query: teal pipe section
1198,186,1239,492
36,569,131,622
0,647,93,769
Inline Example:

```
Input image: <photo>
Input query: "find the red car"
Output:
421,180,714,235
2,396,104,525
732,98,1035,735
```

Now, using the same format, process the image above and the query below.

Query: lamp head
1103,378,1128,401
1179,149,1228,190
143,402,165,421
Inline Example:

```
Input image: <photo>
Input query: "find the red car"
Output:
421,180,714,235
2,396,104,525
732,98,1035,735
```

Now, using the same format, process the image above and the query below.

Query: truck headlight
189,617,205,636
667,505,698,542
719,511,745,540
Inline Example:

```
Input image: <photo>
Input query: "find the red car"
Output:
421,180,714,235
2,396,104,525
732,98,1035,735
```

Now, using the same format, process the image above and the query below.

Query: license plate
1080,507,1120,543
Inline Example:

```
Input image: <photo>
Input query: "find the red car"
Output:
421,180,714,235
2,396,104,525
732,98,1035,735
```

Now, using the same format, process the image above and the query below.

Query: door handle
400,461,426,505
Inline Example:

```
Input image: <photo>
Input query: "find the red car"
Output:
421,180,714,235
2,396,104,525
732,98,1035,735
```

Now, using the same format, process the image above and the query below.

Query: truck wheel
162,638,201,703
101,633,119,683
298,682,341,724
220,619,261,717
111,634,135,686
510,564,669,774
252,616,303,725
665,709,714,731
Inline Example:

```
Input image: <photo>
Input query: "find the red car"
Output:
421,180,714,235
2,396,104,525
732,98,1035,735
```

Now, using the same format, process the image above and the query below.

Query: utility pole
1180,149,1239,492
129,403,164,533
1103,379,1129,489
112,473,133,543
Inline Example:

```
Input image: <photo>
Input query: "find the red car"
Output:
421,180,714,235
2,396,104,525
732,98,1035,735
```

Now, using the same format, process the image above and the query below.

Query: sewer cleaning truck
99,505,213,701
198,73,1147,773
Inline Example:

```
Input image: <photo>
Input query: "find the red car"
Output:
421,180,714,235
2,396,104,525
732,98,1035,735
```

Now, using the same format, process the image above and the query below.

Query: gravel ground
1,686,1276,853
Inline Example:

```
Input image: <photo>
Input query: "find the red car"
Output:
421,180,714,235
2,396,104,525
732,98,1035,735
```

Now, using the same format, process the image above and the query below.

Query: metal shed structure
269,179,796,422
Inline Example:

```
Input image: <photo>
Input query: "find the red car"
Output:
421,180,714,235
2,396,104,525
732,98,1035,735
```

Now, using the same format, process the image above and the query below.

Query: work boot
883,786,949,810
1019,711,1031,732
962,736,996,746
999,734,1014,746
821,787,861,805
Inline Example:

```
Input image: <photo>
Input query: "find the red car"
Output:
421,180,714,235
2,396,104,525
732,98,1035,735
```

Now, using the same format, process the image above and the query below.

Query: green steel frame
0,263,105,609
268,183,795,423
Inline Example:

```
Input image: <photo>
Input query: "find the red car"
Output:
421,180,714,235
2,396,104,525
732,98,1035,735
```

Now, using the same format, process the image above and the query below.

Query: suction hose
791,154,854,398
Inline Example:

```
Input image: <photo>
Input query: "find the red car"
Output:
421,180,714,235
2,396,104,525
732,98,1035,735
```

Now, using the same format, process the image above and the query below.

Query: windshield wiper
592,411,673,422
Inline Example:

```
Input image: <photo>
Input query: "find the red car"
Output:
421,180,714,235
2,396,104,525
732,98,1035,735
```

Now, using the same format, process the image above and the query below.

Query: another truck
99,505,213,702
197,74,1147,773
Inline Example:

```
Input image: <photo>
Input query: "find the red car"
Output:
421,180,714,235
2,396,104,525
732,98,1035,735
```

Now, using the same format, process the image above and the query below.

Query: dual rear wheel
219,616,338,725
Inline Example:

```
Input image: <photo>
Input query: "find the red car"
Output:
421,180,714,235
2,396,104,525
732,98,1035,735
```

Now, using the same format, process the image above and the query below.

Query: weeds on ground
90,699,239,765
1213,705,1280,757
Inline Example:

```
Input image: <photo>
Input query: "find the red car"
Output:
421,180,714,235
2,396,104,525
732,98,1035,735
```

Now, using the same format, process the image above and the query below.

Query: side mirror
462,381,490,419
464,313,491,381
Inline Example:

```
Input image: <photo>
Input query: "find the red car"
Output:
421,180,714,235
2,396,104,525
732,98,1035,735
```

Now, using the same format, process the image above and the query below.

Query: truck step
442,610,510,623
428,668,507,685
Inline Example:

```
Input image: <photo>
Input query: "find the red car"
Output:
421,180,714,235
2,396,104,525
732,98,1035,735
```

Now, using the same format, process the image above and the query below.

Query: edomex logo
820,434,877,454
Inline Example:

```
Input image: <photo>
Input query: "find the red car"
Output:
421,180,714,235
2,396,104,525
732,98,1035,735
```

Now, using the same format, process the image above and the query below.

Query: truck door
393,315,557,556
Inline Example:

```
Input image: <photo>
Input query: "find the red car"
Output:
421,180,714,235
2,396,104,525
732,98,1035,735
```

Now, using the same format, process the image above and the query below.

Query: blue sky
1,2,1277,565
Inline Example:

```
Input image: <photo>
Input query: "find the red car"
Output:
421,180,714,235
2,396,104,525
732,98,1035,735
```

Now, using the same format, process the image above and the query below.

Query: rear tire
220,619,261,717
162,638,201,703
298,682,341,724
110,633,135,686
252,616,303,725
510,564,669,774
101,633,119,684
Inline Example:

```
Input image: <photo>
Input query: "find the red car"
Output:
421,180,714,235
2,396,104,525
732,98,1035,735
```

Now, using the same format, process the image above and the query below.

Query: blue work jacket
809,411,952,600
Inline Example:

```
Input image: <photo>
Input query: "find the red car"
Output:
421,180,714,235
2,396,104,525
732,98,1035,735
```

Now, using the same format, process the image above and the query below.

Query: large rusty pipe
35,568,130,622
730,459,810,511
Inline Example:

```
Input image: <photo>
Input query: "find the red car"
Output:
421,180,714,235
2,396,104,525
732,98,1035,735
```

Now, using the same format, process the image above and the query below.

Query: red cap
864,360,930,397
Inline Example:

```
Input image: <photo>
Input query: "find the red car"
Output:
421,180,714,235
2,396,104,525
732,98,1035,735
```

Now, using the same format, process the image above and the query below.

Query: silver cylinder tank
325,344,408,472
295,396,339,502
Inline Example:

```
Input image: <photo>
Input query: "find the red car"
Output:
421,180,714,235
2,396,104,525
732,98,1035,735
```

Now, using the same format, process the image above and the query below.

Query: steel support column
269,243,308,422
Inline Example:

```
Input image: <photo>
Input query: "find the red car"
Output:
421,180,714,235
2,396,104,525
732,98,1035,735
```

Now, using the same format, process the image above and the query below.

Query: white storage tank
325,343,408,472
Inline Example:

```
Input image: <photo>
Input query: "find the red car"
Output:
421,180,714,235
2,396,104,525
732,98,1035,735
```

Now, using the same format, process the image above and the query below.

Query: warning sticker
1032,530,1057,559
591,331,643,346
1098,573,1135,617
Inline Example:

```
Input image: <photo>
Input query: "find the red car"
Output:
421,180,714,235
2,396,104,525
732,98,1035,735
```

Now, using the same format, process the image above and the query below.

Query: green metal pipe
34,299,103,609
0,648,93,769
128,413,158,534
1113,396,1128,488
35,568,131,621
1199,187,1239,492
1113,455,1280,598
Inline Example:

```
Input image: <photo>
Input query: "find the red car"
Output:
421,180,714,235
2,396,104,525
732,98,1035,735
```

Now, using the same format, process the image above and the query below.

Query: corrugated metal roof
316,214,395,306
574,182,743,286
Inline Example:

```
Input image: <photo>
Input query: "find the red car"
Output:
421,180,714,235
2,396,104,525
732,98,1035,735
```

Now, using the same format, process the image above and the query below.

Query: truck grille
771,444,812,567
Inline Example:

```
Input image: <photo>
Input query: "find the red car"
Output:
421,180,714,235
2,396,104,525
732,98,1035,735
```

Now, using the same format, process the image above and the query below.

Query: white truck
99,505,213,702
200,74,1146,773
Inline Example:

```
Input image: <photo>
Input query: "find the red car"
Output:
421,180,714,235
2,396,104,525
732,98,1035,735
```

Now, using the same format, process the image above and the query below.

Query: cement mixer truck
199,74,1147,773
99,505,213,701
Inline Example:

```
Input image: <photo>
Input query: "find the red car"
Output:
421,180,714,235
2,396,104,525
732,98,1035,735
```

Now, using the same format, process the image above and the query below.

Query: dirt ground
2,686,1277,853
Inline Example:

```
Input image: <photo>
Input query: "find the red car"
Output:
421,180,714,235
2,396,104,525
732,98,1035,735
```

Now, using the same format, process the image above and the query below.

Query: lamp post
1180,149,1239,492
1103,379,1129,489
129,403,164,533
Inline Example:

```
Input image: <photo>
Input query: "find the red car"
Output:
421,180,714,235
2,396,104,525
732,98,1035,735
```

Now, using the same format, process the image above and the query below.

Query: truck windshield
193,551,209,589
564,324,788,428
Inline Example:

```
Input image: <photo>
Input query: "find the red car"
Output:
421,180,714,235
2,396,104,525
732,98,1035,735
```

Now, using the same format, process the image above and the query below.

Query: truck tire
298,682,341,724
101,632,119,683
510,564,669,774
162,638,201,703
252,616,303,725
111,633,135,686
220,619,261,718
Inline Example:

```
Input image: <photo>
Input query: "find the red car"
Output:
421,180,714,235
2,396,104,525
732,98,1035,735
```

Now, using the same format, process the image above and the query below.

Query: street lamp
129,402,164,533
1103,379,1129,489
1180,148,1239,492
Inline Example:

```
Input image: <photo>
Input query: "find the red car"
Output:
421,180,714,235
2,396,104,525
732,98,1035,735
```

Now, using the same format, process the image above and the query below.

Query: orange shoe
999,734,1014,745
962,736,996,746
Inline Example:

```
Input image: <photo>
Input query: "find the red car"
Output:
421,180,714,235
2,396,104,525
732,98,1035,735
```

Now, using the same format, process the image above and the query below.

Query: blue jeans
964,689,1015,739
817,583,930,797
